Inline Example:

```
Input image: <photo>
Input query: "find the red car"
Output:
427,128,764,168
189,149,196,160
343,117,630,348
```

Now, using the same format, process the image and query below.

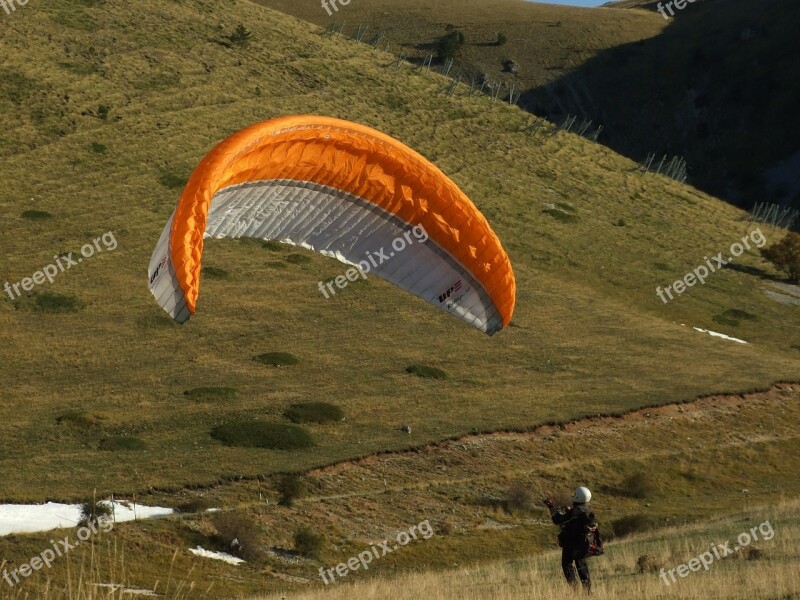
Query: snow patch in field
0,501,174,536
94,584,159,596
189,546,245,565
692,327,748,344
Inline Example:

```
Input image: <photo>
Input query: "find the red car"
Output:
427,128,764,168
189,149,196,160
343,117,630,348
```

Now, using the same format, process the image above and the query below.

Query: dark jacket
552,503,597,551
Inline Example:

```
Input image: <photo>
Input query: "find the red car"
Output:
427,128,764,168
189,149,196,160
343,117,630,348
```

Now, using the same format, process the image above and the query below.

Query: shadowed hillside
260,0,800,211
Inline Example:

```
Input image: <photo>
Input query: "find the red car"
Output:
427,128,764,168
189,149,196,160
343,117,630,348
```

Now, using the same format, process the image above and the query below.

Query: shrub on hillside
78,499,113,527
21,209,53,221
277,474,306,507
286,253,312,265
221,24,253,48
437,30,465,60
253,352,299,367
294,526,324,559
495,32,507,46
405,364,448,379
210,421,314,450
760,232,800,282
184,386,237,400
611,513,654,538
30,292,84,313
176,498,214,513
505,482,535,514
56,410,102,429
284,402,344,424
621,472,655,499
636,553,663,573
211,512,264,561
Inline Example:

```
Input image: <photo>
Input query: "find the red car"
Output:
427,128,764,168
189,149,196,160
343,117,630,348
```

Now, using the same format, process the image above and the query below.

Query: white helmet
572,486,592,504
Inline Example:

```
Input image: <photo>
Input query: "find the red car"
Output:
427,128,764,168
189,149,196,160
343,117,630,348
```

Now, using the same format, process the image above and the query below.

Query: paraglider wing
148,116,515,334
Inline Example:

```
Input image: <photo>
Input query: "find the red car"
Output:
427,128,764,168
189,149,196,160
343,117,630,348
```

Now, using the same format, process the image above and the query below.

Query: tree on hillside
437,30,465,61
495,32,508,46
760,232,800,283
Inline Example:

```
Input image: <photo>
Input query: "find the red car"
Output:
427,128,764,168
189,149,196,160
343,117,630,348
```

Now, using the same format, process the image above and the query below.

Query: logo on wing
149,256,168,286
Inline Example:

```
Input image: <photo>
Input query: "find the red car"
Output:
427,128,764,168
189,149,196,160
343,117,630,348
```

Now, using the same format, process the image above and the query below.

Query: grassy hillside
0,0,798,503
256,0,667,100
1,385,797,598
257,498,800,599
260,0,800,210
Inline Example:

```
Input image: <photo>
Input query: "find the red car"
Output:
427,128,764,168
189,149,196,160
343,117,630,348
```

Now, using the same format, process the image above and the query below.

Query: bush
505,482,535,514
56,410,102,429
210,421,314,450
223,24,252,48
158,171,188,189
29,292,83,313
276,474,306,507
496,32,507,46
611,513,654,538
406,364,448,379
90,142,107,154
78,500,113,527
760,232,800,282
176,498,214,513
286,253,312,265
261,240,284,252
184,386,237,400
284,402,344,424
636,554,663,573
211,512,264,561
437,30,465,60
98,436,146,451
21,210,53,221
621,472,655,499
253,352,299,367
294,526,324,558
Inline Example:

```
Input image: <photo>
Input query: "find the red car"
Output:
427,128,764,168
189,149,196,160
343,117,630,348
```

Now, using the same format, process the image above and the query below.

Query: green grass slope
0,0,797,501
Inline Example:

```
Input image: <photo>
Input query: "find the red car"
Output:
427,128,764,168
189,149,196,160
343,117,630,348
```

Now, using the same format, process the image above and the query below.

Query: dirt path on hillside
306,381,798,481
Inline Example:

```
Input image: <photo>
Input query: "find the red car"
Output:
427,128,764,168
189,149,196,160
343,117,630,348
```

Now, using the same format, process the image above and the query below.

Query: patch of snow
189,546,245,565
94,584,160,597
0,501,174,537
692,327,748,344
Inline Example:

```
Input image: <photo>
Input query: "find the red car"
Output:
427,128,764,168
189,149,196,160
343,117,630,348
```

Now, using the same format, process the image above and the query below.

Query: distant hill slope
0,0,798,501
259,0,800,211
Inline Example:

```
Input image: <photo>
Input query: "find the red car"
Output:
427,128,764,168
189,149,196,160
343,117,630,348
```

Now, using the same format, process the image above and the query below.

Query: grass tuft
21,210,53,221
253,352,299,366
28,292,84,313
184,386,238,400
284,402,344,424
406,364,448,379
210,421,314,450
56,410,103,429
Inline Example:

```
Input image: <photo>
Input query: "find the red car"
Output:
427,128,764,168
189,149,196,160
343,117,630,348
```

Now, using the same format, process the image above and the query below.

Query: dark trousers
561,547,591,592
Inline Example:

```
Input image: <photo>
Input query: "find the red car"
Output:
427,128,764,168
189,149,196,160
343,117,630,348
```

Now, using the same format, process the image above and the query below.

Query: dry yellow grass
256,499,800,600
